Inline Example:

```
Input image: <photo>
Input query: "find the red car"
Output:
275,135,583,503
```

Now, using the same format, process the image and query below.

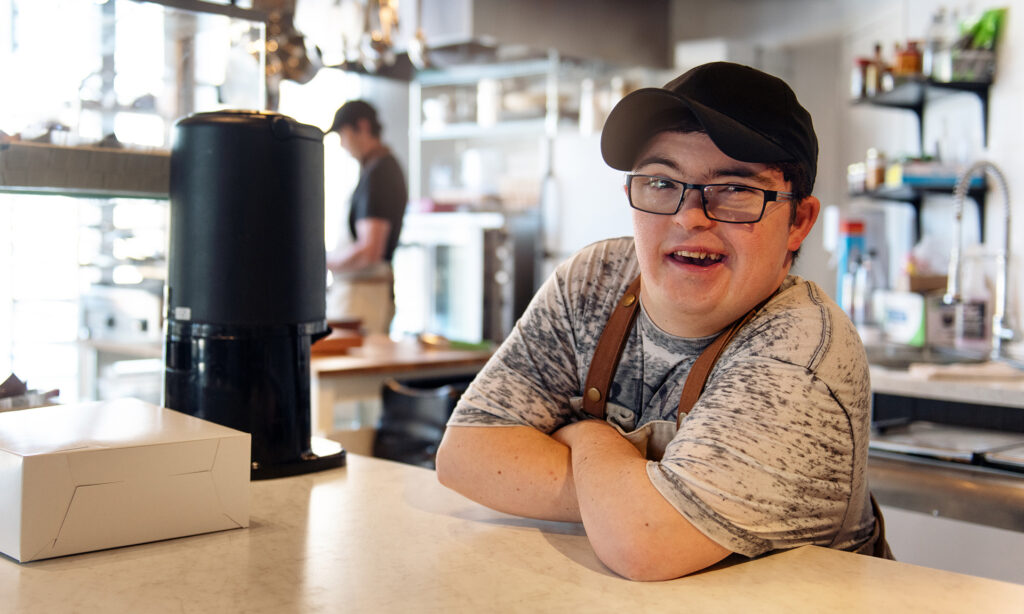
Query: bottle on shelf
836,219,865,314
928,7,959,82
922,7,947,78
851,57,871,99
853,249,883,341
865,43,885,96
893,40,922,77
865,148,886,191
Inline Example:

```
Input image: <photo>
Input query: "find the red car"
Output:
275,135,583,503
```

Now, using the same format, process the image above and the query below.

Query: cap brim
601,88,792,171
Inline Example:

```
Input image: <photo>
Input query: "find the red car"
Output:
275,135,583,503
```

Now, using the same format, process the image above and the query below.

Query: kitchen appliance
164,110,344,479
392,211,534,343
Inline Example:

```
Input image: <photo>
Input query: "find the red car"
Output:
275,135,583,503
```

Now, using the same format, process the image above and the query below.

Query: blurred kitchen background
0,0,1018,401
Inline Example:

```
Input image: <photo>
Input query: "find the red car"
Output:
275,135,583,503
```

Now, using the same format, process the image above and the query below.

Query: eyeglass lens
628,175,767,223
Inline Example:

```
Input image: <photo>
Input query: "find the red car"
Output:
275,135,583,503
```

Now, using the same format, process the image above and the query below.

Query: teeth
674,250,723,261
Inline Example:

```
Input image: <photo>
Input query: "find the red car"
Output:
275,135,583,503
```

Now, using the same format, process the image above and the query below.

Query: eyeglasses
625,173,794,224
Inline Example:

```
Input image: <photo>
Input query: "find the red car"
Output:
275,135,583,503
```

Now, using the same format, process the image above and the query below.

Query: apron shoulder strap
675,307,759,426
581,276,642,418
582,274,759,426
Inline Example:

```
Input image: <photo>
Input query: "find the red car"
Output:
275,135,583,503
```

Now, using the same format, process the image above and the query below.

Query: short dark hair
329,100,382,137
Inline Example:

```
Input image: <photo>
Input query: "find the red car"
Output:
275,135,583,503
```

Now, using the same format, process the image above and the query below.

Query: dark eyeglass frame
625,173,795,224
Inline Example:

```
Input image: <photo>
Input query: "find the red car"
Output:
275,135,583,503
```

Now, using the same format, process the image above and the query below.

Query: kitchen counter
868,364,1024,532
311,335,493,451
870,364,1024,409
3,454,1023,613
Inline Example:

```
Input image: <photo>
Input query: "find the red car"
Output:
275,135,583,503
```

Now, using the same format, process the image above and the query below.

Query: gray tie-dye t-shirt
449,237,876,557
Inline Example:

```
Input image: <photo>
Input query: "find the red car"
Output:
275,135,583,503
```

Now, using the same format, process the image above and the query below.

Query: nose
674,187,713,229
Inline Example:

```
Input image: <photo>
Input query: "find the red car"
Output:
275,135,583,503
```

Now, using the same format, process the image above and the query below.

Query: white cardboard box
0,398,249,562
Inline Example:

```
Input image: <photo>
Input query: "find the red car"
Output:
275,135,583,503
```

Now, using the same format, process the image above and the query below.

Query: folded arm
436,420,731,580
552,419,731,580
435,425,581,522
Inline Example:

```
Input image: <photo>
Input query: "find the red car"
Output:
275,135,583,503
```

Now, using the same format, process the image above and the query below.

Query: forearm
328,218,390,273
556,421,730,580
326,242,378,272
436,425,581,522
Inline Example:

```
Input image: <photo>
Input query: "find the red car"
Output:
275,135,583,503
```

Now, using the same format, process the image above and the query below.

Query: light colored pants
326,264,395,336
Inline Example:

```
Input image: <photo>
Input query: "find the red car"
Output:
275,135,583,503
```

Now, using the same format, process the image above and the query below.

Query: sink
865,343,986,370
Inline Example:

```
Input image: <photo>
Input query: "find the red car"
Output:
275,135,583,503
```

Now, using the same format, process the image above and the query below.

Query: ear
786,195,820,252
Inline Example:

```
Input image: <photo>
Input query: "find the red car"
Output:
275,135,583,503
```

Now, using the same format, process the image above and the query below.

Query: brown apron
579,275,894,559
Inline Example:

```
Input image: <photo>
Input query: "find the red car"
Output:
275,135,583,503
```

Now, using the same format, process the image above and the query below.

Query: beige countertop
2,454,1022,613
870,364,1024,409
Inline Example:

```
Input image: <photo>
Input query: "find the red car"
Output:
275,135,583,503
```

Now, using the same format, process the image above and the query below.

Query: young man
325,100,408,335
436,62,886,581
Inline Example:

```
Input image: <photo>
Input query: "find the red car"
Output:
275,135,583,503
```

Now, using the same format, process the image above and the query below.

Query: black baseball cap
601,62,818,189
328,100,379,133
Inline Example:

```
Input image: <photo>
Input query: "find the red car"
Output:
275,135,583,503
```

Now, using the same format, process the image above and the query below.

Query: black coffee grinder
164,110,345,479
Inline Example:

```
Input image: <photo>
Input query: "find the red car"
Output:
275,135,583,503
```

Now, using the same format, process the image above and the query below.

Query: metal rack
851,76,993,242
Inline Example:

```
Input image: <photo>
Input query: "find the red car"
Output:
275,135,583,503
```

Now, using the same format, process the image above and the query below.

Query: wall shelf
853,77,992,151
852,180,987,240
0,141,169,200
851,77,993,242
419,118,549,141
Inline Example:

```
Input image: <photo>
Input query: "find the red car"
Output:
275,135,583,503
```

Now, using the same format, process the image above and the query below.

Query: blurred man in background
325,99,408,335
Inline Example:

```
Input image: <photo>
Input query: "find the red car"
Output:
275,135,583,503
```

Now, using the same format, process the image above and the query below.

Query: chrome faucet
944,160,1013,360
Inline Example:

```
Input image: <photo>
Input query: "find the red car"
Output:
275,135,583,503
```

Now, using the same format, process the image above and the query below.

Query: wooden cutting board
311,329,364,356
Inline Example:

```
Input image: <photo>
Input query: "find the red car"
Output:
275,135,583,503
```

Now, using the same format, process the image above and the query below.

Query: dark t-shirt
348,150,408,262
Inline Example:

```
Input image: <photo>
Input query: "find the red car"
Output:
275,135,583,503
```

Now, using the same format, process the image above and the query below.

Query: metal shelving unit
853,76,991,152
852,76,993,241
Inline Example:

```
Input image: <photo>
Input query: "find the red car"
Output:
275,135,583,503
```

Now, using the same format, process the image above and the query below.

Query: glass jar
865,148,886,190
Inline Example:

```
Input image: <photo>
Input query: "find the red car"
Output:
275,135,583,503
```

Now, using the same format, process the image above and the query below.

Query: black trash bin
374,376,473,469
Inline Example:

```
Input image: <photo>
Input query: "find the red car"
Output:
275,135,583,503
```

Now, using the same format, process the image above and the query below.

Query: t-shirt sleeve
365,157,407,223
447,238,637,432
648,358,856,556
446,265,582,432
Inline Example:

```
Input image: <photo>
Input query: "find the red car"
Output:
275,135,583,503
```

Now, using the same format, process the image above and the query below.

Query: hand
551,418,611,447
551,418,641,459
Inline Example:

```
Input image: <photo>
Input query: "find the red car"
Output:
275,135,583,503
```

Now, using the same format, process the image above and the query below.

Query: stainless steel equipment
869,450,1024,532
392,210,538,343
870,418,1024,532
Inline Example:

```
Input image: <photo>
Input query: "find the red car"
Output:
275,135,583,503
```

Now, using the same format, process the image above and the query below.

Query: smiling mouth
670,249,724,267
